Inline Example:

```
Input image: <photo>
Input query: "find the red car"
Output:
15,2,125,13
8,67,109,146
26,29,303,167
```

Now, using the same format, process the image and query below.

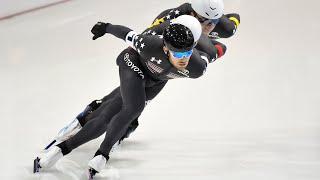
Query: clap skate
33,146,63,173
88,168,98,180
33,157,41,173
44,118,81,150
44,100,102,150
87,154,108,179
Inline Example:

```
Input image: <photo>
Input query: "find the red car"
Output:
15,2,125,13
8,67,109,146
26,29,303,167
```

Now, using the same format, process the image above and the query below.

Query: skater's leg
120,80,168,141
145,80,168,100
48,79,166,149
87,64,147,175
46,80,166,152
36,94,123,170
89,66,146,174
44,87,121,150
57,93,123,155
83,87,121,123
43,99,103,150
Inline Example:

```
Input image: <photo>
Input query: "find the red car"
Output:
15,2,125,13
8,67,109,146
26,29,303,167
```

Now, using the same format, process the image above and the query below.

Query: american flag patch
146,61,164,74
166,72,186,79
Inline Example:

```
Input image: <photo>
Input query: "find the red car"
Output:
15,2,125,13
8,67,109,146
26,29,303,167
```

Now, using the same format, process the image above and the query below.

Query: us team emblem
150,57,162,64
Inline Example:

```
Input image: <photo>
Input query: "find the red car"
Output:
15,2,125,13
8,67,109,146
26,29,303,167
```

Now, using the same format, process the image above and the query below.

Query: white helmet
190,0,224,19
170,15,202,42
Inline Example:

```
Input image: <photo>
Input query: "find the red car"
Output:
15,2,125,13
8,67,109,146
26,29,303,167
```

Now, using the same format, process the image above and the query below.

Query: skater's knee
122,103,145,117
81,118,108,139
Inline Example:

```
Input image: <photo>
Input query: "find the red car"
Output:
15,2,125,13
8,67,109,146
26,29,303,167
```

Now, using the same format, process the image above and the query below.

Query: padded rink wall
0,0,72,21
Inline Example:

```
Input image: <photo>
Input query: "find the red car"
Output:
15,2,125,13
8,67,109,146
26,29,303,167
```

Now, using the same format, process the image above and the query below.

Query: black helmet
163,24,195,52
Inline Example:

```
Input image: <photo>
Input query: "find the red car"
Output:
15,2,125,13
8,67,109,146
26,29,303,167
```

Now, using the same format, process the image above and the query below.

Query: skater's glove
225,13,240,27
91,22,109,40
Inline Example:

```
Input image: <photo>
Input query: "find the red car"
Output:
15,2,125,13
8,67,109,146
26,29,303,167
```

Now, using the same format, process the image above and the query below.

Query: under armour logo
150,57,162,64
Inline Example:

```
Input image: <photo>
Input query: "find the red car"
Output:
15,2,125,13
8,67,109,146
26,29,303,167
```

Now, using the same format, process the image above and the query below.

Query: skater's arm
149,3,190,28
91,22,145,51
91,22,134,41
105,23,133,41
210,39,227,59
194,34,227,63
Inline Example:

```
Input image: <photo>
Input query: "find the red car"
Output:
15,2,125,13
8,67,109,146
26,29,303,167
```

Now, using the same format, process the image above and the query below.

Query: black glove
225,13,240,23
91,22,108,40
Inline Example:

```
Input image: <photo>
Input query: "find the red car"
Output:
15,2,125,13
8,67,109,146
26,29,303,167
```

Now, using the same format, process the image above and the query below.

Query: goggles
169,49,193,59
195,13,220,25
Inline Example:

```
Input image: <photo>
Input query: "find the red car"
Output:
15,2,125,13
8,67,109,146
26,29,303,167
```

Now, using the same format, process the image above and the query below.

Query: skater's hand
225,13,240,25
91,22,108,40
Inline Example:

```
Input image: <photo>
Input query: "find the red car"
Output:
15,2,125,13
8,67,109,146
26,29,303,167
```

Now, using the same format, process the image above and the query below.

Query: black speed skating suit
78,18,229,136
81,3,239,130
57,23,213,157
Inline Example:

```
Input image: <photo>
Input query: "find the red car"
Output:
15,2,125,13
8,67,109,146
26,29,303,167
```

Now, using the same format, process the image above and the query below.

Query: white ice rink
1,0,320,179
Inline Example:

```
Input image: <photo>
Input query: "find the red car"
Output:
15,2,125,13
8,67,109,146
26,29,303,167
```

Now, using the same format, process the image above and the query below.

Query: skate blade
33,157,41,173
88,168,97,180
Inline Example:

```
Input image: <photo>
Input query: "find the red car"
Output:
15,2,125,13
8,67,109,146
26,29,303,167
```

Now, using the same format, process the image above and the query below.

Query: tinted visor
169,50,193,59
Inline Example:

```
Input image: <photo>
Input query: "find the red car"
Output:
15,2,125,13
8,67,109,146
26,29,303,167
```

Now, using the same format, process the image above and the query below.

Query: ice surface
1,0,320,179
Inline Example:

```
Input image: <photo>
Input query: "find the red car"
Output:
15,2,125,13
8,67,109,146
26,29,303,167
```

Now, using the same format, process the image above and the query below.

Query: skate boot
34,146,63,173
44,118,81,150
87,154,108,179
44,100,102,150
110,141,120,154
